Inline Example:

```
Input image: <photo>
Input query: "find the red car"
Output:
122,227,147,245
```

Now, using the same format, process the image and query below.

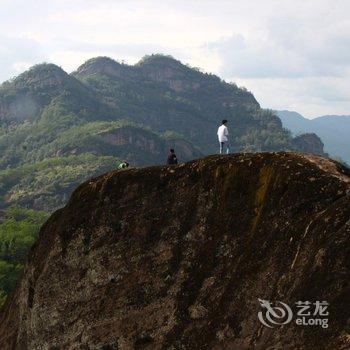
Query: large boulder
0,153,349,349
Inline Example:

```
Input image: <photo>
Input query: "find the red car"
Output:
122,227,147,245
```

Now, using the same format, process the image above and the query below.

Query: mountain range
0,54,325,211
277,110,350,164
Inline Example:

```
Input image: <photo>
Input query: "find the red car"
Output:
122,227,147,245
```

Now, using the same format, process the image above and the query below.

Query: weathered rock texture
292,133,326,156
56,125,201,166
0,152,349,349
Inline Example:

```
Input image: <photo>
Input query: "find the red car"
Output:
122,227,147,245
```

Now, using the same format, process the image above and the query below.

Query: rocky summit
0,152,349,350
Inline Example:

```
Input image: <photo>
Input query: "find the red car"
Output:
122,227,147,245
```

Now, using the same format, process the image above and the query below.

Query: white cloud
236,76,350,117
0,0,349,117
0,35,46,81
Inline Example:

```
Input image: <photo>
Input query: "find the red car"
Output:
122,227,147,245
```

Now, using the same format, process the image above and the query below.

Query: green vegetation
0,206,49,307
0,153,119,211
0,55,299,211
0,55,324,305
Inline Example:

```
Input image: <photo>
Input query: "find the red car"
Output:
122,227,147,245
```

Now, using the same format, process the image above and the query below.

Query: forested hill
0,54,323,211
0,55,328,309
72,55,291,154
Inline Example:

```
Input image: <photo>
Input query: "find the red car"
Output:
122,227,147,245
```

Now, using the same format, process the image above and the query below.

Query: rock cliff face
292,133,327,156
98,126,202,165
54,125,201,166
0,153,349,350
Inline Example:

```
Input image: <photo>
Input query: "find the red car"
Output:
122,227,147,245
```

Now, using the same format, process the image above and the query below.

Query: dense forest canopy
0,206,49,307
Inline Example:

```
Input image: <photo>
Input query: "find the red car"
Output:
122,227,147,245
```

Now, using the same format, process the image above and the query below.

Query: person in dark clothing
167,149,178,165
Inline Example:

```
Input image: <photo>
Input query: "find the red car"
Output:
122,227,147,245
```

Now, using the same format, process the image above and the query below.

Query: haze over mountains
277,110,350,164
0,54,322,212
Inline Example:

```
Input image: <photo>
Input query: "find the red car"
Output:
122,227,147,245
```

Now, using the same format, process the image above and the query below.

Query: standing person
167,149,178,165
217,119,229,154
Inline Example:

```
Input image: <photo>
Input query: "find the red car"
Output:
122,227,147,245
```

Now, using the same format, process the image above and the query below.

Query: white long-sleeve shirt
217,124,229,142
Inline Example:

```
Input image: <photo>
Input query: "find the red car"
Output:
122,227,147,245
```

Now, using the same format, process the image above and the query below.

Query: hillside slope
277,110,350,164
73,55,291,154
0,56,327,211
0,152,349,349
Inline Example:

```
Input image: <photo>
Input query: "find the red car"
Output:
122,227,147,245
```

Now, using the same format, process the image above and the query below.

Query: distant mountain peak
277,110,350,164
137,54,182,67
25,63,65,75
11,63,69,88
136,54,194,78
74,56,126,77
0,61,98,123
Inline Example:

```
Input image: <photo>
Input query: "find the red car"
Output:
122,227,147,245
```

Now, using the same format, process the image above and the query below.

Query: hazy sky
0,0,349,118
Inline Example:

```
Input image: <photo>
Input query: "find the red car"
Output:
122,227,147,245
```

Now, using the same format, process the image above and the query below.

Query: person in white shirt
217,119,229,154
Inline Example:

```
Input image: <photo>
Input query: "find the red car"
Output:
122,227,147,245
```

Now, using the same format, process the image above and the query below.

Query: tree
0,206,48,308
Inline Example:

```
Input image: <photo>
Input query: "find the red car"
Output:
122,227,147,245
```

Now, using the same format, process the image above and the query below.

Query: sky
0,0,349,118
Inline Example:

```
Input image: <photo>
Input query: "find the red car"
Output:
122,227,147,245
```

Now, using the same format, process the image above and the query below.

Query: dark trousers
220,142,229,154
